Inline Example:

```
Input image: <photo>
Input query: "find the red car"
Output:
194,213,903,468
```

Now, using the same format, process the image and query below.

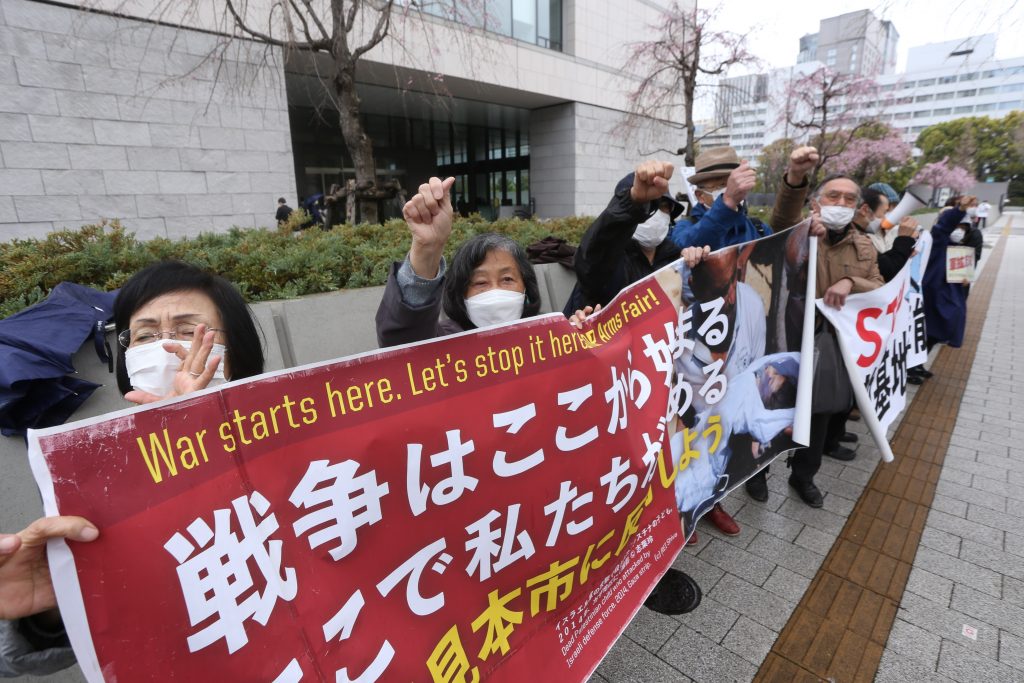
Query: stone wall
0,0,296,239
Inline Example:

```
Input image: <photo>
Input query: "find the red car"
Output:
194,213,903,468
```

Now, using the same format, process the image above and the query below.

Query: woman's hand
682,245,711,268
568,304,602,330
405,176,456,279
0,516,98,620
125,324,222,405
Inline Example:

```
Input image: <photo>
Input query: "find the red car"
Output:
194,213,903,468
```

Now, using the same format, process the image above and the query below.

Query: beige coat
816,226,884,298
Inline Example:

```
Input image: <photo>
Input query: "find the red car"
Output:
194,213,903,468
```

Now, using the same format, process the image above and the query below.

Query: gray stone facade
0,0,295,239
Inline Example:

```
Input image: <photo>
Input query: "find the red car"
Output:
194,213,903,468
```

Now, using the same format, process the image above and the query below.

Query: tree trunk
334,66,379,223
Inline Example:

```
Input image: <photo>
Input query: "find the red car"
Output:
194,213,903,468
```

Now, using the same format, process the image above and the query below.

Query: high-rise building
794,9,897,77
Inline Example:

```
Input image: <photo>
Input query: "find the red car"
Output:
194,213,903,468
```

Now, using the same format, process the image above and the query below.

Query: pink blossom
912,157,976,192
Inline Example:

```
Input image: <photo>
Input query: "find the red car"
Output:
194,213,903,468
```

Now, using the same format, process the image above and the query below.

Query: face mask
865,218,882,234
950,228,965,244
819,205,856,231
699,187,726,207
966,208,977,218
464,289,525,328
633,210,671,249
125,340,227,397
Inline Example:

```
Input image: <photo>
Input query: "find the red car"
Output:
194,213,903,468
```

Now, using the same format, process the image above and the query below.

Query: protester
275,197,294,224
375,177,545,347
564,161,684,314
922,195,978,356
975,199,991,229
791,175,884,507
1,261,267,677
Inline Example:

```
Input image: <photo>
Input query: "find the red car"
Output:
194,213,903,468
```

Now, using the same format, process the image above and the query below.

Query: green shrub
0,216,592,319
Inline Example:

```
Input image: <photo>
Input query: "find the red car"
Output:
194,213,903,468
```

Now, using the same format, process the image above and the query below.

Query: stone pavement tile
1009,470,1024,487
904,566,954,605
874,648,954,683
884,617,941,668
809,471,865,502
929,493,969,518
594,634,692,683
837,465,873,486
897,592,1000,658
792,525,835,556
924,509,1003,549
1006,532,1024,559
937,639,1023,683
914,546,1002,597
919,526,963,557
774,498,847,536
586,672,610,682
935,465,974,487
722,616,778,666
1005,576,1024,610
820,490,855,517
745,532,824,580
934,479,1005,512
622,605,681,654
656,623,757,682
671,549,726,592
709,573,796,632
959,539,1024,581
950,584,1024,639
1005,498,1024,521
966,503,1023,535
674,594,740,644
970,477,1024,507
696,538,775,586
1000,630,1024,671
734,503,804,543
698,509,760,550
761,565,813,604
976,451,1024,475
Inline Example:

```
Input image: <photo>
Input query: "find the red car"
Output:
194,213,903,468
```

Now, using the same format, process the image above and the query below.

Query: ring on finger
188,371,202,378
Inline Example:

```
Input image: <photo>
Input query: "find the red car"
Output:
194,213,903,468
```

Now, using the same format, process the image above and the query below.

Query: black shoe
908,374,924,385
919,369,934,378
644,568,702,615
824,445,856,461
839,431,858,443
745,473,769,502
789,476,823,508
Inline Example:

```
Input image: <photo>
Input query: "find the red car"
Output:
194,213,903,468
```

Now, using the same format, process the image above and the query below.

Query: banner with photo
817,259,922,463
654,219,816,539
29,270,693,683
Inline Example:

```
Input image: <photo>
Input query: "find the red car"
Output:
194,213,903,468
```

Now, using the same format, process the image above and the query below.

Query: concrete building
797,9,898,77
0,0,682,239
875,35,1024,148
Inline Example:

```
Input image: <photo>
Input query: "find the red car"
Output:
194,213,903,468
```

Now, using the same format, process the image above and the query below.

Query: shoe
789,475,823,508
848,408,861,421
908,374,923,385
686,530,699,546
839,431,858,443
919,368,934,379
706,503,741,536
825,445,856,461
745,474,769,502
644,568,702,615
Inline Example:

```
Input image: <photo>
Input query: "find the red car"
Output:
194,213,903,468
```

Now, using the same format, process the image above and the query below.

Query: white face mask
633,210,671,249
966,207,977,218
819,205,856,231
125,340,227,397
464,289,525,328
699,187,726,207
950,228,965,244
865,217,882,234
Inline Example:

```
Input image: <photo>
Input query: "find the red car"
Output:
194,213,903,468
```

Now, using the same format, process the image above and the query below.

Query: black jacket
876,235,916,283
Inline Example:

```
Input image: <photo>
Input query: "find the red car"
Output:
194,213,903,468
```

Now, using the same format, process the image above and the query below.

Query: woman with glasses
1,260,265,677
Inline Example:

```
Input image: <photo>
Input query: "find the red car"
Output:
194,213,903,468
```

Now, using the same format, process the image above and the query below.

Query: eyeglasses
117,324,224,349
820,191,860,206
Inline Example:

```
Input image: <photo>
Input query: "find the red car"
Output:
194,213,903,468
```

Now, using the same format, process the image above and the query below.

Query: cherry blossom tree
623,2,757,165
825,123,912,186
912,157,976,194
777,66,883,185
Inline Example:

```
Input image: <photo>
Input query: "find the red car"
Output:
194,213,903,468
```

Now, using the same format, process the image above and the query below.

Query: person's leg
788,412,830,507
823,410,856,460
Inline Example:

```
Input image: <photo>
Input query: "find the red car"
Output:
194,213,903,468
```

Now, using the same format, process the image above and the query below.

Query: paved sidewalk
592,211,1023,682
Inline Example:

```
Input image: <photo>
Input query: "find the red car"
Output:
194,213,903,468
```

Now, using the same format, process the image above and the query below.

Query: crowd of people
0,142,989,677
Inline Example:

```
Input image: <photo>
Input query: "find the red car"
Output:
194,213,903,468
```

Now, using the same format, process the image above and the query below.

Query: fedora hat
687,147,741,185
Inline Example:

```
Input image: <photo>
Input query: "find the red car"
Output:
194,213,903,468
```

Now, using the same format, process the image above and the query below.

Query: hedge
0,213,595,319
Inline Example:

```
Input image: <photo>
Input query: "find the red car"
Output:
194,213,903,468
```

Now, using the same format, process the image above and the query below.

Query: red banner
28,277,685,682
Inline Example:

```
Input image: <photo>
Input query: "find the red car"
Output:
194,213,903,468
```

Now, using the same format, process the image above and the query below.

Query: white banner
816,261,918,463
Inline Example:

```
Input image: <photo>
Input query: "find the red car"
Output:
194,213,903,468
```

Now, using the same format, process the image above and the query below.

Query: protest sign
946,245,975,283
654,220,815,539
817,260,919,463
28,275,686,682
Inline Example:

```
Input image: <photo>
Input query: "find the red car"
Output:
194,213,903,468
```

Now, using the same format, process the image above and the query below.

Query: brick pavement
591,213,1022,683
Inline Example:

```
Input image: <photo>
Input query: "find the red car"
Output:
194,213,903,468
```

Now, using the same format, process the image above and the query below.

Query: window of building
932,107,952,115
934,91,955,100
897,96,913,104
975,103,996,112
938,75,957,84
429,0,563,50
917,78,936,86
880,84,896,92
894,111,912,119
999,100,1021,109
902,81,916,89
954,105,974,113
915,94,934,102
913,110,931,118
957,89,977,97
978,86,998,95
826,48,836,66
959,72,978,81
911,126,928,133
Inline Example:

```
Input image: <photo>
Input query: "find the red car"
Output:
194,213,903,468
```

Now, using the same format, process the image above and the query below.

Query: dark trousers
790,412,832,483
822,410,850,454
